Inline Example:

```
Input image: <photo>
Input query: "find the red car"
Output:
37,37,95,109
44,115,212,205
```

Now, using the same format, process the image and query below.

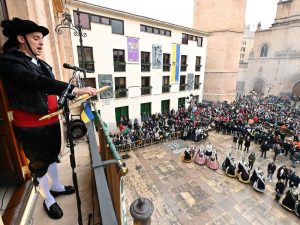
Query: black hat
1,17,49,38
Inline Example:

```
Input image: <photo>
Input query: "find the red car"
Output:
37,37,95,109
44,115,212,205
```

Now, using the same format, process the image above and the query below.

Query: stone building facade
242,0,300,97
193,0,247,102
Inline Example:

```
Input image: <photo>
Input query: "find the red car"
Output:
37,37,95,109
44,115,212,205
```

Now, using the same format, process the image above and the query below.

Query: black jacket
0,51,72,114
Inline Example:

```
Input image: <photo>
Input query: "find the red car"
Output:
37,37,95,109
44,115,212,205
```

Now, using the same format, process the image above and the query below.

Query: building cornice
68,0,211,37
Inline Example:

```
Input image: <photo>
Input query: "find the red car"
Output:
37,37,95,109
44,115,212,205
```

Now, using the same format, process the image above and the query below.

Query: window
115,77,127,98
163,53,171,71
141,52,151,72
194,75,201,90
161,100,170,113
111,19,124,35
141,77,151,95
113,49,126,72
195,56,201,71
180,76,186,91
241,47,245,52
140,24,171,37
197,37,203,47
91,15,100,23
162,76,170,93
181,55,188,71
140,25,146,32
182,33,188,44
73,11,90,29
178,97,185,108
77,46,95,72
141,102,151,119
115,106,128,126
100,16,110,25
260,44,268,57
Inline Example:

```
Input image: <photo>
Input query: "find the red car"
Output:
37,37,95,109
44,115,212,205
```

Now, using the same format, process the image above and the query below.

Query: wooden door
0,81,29,185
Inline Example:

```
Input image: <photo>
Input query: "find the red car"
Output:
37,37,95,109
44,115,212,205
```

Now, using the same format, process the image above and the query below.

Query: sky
82,0,278,30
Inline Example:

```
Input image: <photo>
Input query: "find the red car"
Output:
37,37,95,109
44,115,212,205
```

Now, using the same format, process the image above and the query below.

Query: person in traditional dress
281,186,299,211
237,158,246,174
194,145,206,165
250,166,262,184
222,152,233,171
274,179,286,202
207,149,219,170
238,162,251,184
225,157,237,177
182,147,192,162
205,143,213,160
253,171,266,193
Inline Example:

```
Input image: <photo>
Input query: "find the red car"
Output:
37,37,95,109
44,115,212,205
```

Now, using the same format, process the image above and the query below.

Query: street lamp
55,9,87,80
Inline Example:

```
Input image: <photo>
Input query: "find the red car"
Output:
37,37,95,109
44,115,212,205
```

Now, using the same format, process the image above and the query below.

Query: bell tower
193,0,247,102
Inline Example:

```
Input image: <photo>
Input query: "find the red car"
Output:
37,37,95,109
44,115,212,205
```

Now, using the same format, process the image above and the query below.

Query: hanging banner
171,43,180,83
127,37,139,63
98,74,113,99
187,73,194,91
152,44,162,69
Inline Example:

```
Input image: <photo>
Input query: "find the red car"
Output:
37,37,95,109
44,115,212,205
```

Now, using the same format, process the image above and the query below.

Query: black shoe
50,185,76,197
43,202,63,219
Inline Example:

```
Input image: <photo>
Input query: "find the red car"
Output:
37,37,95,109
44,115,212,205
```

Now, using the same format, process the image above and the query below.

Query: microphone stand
58,72,83,225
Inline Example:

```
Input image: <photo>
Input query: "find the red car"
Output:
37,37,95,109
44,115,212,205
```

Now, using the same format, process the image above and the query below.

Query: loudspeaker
70,119,87,139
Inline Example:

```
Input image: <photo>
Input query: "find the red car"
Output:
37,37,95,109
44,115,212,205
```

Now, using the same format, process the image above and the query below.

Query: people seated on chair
190,145,196,159
250,166,262,184
281,186,299,211
194,145,206,165
295,195,300,217
253,171,265,193
207,149,219,170
222,152,233,171
225,157,237,177
238,162,251,183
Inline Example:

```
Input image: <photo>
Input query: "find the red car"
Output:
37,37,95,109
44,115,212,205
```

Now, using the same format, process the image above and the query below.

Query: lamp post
55,9,87,80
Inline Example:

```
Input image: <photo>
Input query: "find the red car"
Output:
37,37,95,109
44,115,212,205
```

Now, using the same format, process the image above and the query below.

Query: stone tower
193,0,247,102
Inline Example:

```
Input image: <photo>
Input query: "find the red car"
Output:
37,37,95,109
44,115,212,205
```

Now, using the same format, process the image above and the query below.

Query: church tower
193,0,247,102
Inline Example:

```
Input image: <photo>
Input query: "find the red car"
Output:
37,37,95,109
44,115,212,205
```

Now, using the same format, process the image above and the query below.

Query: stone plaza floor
121,132,300,225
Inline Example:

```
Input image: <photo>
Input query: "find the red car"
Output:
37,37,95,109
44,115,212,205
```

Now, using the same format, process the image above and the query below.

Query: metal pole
76,9,87,80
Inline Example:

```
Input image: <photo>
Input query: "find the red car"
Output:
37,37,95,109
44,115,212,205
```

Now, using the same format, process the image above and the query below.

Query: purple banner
127,37,139,63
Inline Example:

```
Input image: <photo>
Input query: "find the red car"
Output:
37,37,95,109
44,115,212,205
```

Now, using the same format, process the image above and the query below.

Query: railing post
130,197,154,225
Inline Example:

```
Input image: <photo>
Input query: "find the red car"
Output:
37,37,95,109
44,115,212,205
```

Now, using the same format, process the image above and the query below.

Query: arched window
260,44,268,57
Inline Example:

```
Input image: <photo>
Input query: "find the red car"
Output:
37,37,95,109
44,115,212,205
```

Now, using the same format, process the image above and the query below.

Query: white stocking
47,162,65,192
37,175,55,209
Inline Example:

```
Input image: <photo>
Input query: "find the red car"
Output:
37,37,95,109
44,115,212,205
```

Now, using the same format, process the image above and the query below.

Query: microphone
63,63,86,72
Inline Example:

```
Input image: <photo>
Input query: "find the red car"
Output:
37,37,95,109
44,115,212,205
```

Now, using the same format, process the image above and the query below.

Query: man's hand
72,87,97,96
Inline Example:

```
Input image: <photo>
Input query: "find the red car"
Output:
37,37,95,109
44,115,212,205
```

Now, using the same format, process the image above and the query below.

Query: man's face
18,32,44,57
26,32,44,56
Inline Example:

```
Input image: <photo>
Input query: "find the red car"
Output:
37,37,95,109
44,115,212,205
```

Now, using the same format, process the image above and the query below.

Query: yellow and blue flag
81,102,94,124
171,43,180,83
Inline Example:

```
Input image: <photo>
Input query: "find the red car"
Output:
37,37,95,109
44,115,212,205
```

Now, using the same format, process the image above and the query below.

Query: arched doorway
292,81,300,97
253,78,265,95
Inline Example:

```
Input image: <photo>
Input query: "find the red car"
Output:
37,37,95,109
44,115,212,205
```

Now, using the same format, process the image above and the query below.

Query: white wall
68,5,207,129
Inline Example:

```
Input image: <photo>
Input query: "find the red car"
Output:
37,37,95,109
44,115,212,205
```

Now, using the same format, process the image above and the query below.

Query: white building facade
67,1,209,129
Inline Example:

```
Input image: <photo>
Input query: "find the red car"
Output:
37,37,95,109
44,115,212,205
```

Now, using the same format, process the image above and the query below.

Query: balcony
115,88,128,98
141,86,152,95
141,63,151,72
163,63,171,72
180,64,188,72
79,60,95,72
162,84,171,93
195,65,202,72
114,61,126,72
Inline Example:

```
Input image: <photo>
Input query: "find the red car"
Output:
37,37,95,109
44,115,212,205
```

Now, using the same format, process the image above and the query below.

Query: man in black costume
0,18,97,219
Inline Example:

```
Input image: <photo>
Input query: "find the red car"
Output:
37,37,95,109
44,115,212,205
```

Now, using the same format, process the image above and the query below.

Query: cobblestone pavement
121,132,300,225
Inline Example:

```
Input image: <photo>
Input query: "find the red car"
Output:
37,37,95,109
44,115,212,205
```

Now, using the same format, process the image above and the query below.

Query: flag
81,102,94,124
171,43,180,83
